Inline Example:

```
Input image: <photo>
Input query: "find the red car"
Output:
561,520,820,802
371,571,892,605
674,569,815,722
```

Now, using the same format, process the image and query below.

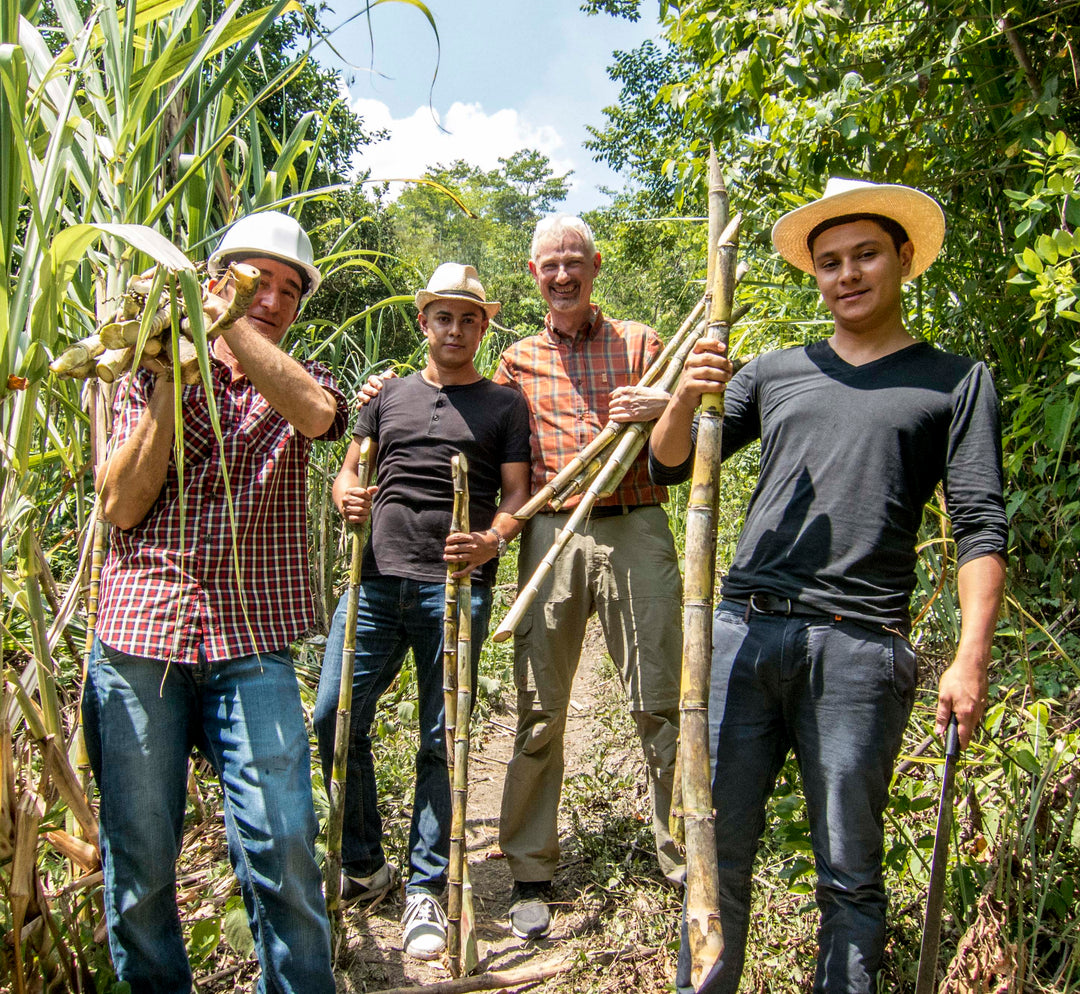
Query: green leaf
1012,748,1041,775
1036,234,1059,265
187,916,220,969
223,896,255,956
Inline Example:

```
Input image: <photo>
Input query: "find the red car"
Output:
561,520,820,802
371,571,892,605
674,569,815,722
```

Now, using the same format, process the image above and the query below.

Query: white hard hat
208,211,322,301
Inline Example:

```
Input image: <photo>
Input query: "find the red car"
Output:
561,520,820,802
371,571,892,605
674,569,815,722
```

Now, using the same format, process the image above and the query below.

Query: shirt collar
544,305,604,344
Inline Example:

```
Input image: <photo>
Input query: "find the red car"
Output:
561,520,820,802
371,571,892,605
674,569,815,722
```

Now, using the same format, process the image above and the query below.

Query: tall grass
0,1,418,986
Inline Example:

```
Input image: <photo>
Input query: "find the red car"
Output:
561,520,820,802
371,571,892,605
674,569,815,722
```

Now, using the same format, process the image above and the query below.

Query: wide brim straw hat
771,178,945,282
415,262,501,318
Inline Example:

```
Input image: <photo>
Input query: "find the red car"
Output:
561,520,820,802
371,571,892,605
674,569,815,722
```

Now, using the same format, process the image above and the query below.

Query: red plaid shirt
96,360,348,664
494,306,669,509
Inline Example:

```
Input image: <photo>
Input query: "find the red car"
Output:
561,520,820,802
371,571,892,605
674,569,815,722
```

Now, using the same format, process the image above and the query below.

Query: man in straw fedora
314,263,531,959
84,211,347,993
650,179,1008,992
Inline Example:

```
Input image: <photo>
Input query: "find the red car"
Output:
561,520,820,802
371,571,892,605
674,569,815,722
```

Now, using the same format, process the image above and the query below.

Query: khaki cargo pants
498,506,685,885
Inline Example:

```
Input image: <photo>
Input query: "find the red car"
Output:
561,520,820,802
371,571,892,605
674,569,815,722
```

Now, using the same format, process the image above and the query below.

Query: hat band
430,289,486,303
806,212,910,254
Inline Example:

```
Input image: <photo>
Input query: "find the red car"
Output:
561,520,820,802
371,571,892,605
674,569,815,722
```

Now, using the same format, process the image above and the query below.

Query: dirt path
332,620,679,992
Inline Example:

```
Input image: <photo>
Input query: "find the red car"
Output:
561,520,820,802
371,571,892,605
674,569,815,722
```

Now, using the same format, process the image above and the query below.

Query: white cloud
347,96,578,198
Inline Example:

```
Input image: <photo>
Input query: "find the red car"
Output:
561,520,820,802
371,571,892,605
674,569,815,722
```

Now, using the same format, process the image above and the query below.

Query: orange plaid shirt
494,306,669,510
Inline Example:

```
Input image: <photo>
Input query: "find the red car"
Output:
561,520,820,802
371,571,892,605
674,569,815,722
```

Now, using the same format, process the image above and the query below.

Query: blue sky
316,2,663,214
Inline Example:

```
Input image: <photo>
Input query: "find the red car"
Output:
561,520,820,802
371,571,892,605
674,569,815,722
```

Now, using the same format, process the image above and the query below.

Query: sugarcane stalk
98,320,142,350
325,438,375,916
681,149,739,990
174,336,202,384
205,263,260,338
548,442,615,511
456,476,479,977
447,454,475,975
513,297,707,520
444,457,468,777
94,347,135,384
49,334,106,375
493,422,651,644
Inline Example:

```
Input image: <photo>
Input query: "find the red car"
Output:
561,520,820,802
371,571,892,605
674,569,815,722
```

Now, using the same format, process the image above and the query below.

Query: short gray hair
530,214,596,261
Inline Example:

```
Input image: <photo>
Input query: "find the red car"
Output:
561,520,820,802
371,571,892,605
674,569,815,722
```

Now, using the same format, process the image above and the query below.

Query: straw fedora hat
414,263,501,318
771,178,945,281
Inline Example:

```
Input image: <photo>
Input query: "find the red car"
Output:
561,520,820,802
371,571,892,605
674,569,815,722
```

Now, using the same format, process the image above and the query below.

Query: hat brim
208,248,322,301
771,184,945,281
415,289,501,319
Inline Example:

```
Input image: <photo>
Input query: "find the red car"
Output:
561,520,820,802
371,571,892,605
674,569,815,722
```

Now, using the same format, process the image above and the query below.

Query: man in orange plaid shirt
495,215,685,940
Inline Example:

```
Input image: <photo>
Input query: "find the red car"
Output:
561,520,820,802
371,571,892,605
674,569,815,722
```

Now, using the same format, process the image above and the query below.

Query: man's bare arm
97,378,175,530
936,552,1006,748
216,319,339,438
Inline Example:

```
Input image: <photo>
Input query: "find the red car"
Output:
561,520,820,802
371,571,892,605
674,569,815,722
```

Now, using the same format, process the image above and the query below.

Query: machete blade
915,714,961,994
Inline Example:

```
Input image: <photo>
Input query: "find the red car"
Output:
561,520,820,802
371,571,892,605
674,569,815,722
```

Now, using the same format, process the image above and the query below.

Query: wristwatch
488,528,508,558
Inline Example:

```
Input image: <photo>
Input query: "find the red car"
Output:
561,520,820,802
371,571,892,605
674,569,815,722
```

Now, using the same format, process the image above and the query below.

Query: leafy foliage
389,150,571,336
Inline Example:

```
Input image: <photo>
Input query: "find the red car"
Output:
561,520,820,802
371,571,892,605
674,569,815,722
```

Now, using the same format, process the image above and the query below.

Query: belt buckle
749,593,791,616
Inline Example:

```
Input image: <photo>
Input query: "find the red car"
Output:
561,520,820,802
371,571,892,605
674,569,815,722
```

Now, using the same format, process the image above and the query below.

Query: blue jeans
82,640,334,994
313,575,491,894
676,602,917,994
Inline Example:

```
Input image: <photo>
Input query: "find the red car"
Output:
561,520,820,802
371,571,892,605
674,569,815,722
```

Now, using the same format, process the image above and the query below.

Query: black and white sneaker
402,892,448,960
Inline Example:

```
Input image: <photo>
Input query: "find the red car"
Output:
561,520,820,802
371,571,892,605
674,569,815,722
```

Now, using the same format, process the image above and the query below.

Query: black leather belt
727,593,842,623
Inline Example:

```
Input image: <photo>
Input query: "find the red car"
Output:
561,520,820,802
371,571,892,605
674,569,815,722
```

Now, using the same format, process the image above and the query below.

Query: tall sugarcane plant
325,438,375,919
680,149,741,989
0,0,415,983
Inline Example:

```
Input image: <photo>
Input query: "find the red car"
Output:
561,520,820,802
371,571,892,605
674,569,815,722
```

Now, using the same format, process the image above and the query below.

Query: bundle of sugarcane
492,276,749,645
680,147,737,990
325,438,375,917
49,263,260,384
446,453,479,977
513,297,707,520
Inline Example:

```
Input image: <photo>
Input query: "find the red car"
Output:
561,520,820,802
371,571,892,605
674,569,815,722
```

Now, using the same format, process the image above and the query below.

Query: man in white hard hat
650,180,1008,992
83,211,346,993
314,263,531,959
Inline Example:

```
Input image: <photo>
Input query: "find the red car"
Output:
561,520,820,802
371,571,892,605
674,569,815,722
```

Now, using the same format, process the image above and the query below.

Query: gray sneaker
508,880,552,939
341,862,400,907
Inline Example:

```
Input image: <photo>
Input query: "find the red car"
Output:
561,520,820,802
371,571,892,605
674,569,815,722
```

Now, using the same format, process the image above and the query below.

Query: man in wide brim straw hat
651,178,1008,993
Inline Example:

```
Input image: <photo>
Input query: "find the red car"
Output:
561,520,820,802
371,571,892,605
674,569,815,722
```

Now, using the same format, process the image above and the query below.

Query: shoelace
405,895,446,927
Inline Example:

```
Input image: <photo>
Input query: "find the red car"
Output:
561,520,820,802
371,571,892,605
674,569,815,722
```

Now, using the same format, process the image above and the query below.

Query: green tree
390,151,571,338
